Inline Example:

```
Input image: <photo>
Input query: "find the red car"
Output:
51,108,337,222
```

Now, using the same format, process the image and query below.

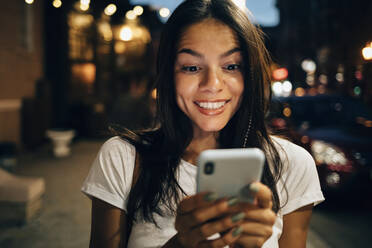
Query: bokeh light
53,0,62,8
295,87,305,97
272,67,288,81
355,70,363,81
151,88,157,99
119,27,133,41
159,8,170,18
80,4,89,11
104,4,117,16
133,6,144,16
126,10,137,20
283,107,292,117
282,80,292,92
272,81,283,96
301,59,316,73
319,74,328,84
362,46,372,60
335,72,344,83
354,86,361,96
301,136,309,144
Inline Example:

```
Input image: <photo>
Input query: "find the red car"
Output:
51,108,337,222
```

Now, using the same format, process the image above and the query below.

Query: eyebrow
177,47,241,58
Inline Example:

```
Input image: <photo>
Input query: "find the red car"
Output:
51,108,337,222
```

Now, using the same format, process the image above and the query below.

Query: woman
82,0,324,247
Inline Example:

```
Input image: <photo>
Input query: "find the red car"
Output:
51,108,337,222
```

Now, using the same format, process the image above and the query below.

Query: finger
251,182,273,209
239,221,273,237
242,208,277,225
235,234,269,248
190,211,246,241
178,192,219,214
226,200,258,214
181,198,233,229
199,226,244,248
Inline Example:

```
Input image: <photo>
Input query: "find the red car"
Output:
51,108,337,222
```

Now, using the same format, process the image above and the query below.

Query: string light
104,4,117,16
126,10,137,20
119,27,133,41
53,0,62,8
80,0,90,11
159,8,170,18
133,6,144,16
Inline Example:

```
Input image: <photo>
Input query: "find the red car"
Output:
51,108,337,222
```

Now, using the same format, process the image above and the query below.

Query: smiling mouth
194,100,230,110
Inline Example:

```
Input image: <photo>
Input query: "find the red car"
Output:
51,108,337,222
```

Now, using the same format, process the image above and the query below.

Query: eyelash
180,64,242,73
181,65,201,73
224,64,241,71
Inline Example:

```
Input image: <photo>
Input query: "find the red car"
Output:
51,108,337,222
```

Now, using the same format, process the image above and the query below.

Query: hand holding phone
196,148,265,202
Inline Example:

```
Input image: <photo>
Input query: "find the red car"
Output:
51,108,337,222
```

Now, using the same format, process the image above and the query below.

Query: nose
199,67,223,93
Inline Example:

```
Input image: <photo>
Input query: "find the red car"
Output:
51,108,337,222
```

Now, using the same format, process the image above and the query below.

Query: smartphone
196,148,265,202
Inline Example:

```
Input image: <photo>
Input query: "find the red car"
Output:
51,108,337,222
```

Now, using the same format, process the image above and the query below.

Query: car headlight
311,140,348,166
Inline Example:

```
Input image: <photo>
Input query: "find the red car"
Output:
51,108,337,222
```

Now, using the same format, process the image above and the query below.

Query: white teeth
197,101,226,109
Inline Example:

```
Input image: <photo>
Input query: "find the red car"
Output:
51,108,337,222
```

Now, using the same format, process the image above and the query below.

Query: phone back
196,148,265,201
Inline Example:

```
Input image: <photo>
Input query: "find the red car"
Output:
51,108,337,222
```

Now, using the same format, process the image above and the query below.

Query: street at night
1,140,371,247
1,0,372,247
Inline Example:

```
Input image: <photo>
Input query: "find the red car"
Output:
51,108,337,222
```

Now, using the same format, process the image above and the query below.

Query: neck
183,132,218,165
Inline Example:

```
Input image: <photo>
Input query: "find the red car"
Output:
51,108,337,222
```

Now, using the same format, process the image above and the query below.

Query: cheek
237,82,244,96
228,76,245,98
175,75,198,100
175,75,192,112
174,75,184,104
174,74,183,94
227,77,244,112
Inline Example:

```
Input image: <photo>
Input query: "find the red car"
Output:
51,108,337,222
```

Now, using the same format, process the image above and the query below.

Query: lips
194,100,230,115
195,101,227,110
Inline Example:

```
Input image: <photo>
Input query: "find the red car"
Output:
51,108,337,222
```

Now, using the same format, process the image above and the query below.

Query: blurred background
0,0,371,247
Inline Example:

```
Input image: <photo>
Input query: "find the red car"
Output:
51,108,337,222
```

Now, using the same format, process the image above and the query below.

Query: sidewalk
0,139,100,248
0,139,331,248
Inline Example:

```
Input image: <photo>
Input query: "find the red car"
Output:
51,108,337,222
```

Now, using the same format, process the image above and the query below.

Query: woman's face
174,19,244,137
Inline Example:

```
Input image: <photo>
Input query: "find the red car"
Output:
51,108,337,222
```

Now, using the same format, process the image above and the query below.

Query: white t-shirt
81,136,324,248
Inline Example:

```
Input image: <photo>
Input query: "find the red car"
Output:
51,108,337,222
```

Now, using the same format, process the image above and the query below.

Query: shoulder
100,136,135,152
98,136,136,161
270,135,315,171
94,136,137,180
270,136,325,214
81,136,136,210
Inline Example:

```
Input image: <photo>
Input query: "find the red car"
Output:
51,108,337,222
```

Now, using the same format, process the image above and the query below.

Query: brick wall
0,0,44,145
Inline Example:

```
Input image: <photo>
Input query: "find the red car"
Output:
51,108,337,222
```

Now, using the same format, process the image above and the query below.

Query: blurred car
267,94,372,197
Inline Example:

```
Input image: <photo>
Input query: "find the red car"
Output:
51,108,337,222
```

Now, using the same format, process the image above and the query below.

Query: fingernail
204,192,218,202
249,183,259,193
227,197,239,207
232,226,243,237
231,212,245,223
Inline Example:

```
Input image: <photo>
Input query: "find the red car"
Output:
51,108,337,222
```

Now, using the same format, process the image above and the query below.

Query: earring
243,115,252,148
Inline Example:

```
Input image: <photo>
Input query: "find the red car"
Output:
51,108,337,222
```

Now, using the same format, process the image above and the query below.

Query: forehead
177,19,240,49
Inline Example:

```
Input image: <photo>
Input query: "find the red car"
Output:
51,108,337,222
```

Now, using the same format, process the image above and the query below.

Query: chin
197,121,228,133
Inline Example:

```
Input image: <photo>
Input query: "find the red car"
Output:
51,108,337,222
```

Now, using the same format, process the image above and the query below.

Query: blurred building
270,0,372,104
4,0,371,150
43,0,159,139
0,0,44,147
0,0,161,149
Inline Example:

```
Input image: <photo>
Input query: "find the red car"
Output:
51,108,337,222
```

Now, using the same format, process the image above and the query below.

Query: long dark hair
118,0,284,227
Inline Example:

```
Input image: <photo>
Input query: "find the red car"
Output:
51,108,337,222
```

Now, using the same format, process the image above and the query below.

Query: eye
224,64,241,71
181,65,201,73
